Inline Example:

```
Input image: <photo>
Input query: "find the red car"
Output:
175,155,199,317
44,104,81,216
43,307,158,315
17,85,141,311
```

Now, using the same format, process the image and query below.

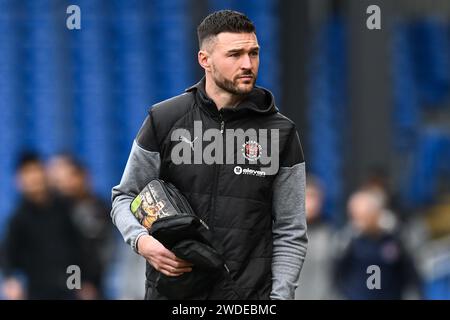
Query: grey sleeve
270,162,308,300
111,140,161,252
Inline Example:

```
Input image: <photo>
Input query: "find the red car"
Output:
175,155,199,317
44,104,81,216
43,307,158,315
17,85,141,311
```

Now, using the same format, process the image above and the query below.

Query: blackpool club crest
241,140,262,161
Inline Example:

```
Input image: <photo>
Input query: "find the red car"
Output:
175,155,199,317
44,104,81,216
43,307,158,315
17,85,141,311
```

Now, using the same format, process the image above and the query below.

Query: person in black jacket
1,153,83,299
333,189,422,299
111,10,308,300
47,154,115,299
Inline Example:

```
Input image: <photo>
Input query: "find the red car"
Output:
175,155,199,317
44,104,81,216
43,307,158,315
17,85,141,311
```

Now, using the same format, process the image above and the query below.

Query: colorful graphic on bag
130,182,176,229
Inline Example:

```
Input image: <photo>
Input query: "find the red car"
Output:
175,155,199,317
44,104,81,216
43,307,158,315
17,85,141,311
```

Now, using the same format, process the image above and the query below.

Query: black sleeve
280,126,305,167
136,110,160,152
2,213,27,276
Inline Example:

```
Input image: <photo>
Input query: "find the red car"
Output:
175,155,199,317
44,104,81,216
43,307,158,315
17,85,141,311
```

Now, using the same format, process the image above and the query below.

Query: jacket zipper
208,111,225,229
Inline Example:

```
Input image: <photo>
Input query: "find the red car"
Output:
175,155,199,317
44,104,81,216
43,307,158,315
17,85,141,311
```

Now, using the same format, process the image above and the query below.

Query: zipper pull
220,120,225,134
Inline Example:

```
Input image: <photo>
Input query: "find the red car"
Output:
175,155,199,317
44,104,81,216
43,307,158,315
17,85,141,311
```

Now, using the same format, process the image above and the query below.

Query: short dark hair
15,151,42,172
197,10,256,48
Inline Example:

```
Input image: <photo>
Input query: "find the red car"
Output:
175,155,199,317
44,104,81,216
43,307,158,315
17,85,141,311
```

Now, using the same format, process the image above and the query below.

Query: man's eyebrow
226,46,260,53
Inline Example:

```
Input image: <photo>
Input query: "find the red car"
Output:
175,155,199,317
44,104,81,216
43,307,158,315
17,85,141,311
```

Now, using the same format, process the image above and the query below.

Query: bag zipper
165,182,196,216
154,179,195,216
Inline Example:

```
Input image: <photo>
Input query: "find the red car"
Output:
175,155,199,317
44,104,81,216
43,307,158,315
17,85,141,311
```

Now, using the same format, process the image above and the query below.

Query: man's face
47,157,87,197
305,184,323,223
204,32,260,95
16,162,48,201
348,193,381,233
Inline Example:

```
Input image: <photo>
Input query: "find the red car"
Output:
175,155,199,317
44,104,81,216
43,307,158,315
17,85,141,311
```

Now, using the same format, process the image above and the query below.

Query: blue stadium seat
402,128,450,207
307,15,347,224
0,0,24,237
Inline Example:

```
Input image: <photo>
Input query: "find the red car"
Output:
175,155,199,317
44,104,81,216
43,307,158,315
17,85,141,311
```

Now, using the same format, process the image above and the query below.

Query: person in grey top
111,10,308,300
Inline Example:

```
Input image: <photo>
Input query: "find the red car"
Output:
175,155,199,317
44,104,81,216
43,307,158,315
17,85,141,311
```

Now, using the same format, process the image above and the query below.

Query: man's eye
229,53,240,57
250,51,259,56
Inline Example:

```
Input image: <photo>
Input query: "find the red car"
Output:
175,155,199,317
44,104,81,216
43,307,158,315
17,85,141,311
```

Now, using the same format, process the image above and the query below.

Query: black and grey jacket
111,77,308,300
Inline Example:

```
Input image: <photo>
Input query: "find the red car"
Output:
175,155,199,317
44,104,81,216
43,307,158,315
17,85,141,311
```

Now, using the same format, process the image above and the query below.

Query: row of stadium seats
0,0,280,239
307,14,347,224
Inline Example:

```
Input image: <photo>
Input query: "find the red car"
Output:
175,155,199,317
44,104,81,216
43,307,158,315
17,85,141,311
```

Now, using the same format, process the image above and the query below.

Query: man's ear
198,50,211,72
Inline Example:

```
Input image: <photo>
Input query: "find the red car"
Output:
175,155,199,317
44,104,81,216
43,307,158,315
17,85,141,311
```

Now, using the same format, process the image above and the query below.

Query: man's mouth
238,75,253,80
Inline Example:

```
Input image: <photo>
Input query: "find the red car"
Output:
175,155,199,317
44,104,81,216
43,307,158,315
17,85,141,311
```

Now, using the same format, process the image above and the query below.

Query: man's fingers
174,256,194,266
159,266,191,277
174,266,193,273
159,249,193,267
160,269,183,277
163,257,193,268
149,256,193,274
159,247,177,260
159,246,192,267
160,259,193,272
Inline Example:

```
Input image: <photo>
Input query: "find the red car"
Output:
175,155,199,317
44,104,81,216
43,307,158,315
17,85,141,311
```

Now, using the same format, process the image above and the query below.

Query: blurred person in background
360,167,402,230
360,168,428,279
1,152,83,299
333,189,422,300
295,176,334,299
46,154,115,299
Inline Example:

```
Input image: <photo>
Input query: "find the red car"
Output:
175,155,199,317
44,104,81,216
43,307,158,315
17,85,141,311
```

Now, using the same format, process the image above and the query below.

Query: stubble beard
212,67,256,96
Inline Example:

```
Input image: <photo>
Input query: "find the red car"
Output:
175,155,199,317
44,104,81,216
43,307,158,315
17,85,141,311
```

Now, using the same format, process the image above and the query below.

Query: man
111,10,307,300
47,154,115,299
2,153,83,299
333,189,422,299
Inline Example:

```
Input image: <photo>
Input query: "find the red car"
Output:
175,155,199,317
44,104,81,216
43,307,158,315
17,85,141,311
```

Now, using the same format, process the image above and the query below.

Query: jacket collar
185,77,278,119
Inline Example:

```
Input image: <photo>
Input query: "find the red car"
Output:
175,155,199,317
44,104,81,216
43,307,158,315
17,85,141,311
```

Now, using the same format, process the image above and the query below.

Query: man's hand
137,234,193,277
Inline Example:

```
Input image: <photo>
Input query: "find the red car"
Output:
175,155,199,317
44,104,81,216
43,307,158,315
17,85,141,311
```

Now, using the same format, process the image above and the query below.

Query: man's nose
240,54,252,69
